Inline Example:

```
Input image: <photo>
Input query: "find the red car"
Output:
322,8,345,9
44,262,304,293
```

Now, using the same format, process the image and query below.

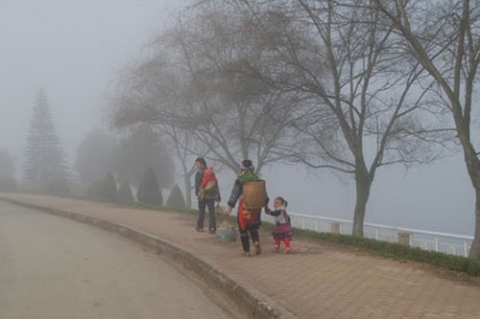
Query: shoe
195,227,204,232
285,248,291,254
254,242,262,255
209,228,216,234
242,252,251,257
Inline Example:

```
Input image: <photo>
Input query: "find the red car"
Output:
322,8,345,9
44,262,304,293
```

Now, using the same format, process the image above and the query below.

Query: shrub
41,178,70,195
85,179,103,198
166,184,186,208
18,178,70,195
137,167,162,206
118,180,134,203
291,228,480,277
0,176,18,191
101,171,118,202
85,171,117,202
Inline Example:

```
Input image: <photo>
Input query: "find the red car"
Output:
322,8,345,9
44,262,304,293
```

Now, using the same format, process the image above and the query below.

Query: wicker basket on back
242,180,266,210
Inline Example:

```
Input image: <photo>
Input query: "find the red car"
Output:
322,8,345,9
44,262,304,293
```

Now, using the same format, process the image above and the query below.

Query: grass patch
293,228,480,277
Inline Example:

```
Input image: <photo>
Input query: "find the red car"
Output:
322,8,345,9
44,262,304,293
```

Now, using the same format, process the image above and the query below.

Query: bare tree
109,5,297,177
213,0,452,236
372,0,480,258
109,44,211,208
164,6,298,173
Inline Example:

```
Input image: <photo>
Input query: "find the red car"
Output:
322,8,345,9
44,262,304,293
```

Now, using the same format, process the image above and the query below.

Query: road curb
0,197,297,319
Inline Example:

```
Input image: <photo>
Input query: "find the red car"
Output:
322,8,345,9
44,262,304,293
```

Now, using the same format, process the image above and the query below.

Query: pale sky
0,0,475,237
0,0,182,160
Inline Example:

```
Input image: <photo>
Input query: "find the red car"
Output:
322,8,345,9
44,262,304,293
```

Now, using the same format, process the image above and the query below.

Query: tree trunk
352,167,372,237
448,125,480,258
184,174,192,209
463,143,480,259
471,190,480,258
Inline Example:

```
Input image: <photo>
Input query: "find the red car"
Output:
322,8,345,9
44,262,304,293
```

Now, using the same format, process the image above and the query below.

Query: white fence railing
262,213,474,257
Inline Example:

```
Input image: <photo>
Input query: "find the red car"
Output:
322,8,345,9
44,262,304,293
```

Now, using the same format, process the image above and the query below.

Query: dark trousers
197,199,216,230
239,225,260,252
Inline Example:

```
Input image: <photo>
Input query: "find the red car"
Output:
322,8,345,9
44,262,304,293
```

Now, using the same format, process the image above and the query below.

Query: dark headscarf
195,157,207,167
241,159,253,168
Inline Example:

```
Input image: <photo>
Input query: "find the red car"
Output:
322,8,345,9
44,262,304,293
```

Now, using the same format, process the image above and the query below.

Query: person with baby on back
194,157,220,234
198,166,218,199
224,159,267,257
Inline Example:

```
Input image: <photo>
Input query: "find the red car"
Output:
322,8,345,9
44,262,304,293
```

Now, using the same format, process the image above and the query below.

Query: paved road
3,193,480,319
0,201,240,319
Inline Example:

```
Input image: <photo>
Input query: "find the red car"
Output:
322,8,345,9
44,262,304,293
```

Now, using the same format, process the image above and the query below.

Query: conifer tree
137,167,163,206
23,90,69,183
101,171,118,202
85,178,103,199
0,148,15,178
166,184,186,208
118,180,134,203
0,149,17,191
84,171,118,202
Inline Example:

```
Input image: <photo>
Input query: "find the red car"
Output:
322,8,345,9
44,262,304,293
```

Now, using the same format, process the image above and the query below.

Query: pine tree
85,178,103,199
85,171,118,202
0,148,15,178
101,171,118,202
118,180,134,203
0,149,17,191
23,90,69,184
137,167,163,206
166,184,186,208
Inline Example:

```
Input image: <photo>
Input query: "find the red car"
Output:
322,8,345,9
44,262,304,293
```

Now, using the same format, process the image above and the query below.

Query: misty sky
0,0,181,159
0,0,475,237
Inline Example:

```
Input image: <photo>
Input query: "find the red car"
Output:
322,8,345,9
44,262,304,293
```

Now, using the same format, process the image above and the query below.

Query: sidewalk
1,192,480,319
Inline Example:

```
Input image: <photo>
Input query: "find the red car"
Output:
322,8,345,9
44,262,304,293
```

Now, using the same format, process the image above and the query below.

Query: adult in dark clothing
224,159,266,257
194,157,220,234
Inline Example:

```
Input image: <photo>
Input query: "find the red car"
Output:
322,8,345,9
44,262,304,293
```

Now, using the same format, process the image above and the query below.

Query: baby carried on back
198,167,220,201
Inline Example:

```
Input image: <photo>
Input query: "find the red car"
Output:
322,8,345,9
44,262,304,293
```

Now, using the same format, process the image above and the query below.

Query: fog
0,0,181,159
0,1,475,236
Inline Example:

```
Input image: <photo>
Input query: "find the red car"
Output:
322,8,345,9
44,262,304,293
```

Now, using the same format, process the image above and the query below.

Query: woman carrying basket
224,160,267,257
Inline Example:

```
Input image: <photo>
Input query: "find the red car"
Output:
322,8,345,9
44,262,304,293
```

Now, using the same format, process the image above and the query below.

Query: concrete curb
0,197,296,319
